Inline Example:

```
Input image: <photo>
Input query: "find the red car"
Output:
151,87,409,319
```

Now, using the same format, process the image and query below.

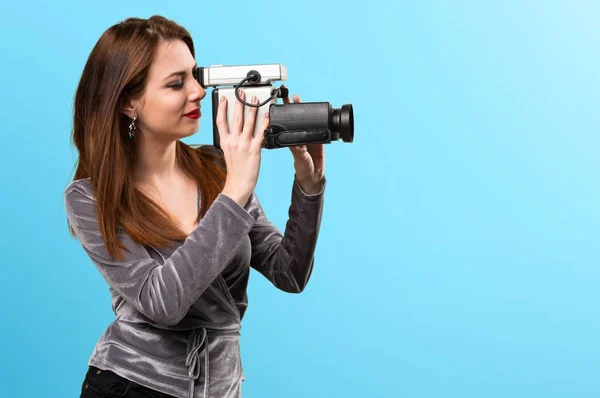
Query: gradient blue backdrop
1,1,599,397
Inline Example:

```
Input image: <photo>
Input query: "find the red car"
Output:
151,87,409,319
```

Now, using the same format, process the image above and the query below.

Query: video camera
194,64,354,151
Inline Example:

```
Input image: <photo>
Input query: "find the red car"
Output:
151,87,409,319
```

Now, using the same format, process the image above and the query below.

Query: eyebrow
163,64,198,80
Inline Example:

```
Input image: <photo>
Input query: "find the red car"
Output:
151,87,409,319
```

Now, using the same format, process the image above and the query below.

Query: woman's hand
283,91,326,194
216,90,269,206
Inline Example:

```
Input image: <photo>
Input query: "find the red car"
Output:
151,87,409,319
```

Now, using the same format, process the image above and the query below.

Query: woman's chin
178,123,200,139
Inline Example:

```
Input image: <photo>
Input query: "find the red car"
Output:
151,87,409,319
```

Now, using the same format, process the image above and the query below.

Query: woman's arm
246,176,326,293
65,179,256,326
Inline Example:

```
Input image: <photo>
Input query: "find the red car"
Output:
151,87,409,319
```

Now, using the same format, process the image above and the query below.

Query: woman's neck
133,135,182,186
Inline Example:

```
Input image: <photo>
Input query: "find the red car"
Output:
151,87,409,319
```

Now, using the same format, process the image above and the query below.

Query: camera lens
331,104,354,143
268,101,354,146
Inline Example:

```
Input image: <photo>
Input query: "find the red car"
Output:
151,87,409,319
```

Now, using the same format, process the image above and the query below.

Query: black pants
80,366,176,398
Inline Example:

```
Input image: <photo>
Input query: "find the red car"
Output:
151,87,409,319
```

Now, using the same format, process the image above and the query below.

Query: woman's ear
120,96,137,119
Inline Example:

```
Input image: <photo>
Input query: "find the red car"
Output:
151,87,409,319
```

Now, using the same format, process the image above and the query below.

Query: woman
65,15,325,398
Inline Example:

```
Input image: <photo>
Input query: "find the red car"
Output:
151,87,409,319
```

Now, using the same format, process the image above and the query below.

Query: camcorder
193,64,354,151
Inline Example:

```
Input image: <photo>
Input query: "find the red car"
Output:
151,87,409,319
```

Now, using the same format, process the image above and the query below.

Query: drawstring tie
185,327,209,398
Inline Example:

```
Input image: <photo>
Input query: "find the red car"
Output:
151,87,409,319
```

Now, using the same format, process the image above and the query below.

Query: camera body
196,63,287,87
194,63,354,151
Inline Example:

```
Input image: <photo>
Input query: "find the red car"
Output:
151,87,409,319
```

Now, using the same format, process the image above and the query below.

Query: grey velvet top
64,164,325,398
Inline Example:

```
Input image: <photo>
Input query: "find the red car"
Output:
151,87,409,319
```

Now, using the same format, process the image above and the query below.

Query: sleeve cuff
215,193,257,225
293,175,326,200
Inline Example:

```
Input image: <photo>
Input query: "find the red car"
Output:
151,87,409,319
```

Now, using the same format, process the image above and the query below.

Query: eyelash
168,81,184,90
168,69,198,90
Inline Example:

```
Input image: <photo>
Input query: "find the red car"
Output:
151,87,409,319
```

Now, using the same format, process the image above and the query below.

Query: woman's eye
168,81,184,89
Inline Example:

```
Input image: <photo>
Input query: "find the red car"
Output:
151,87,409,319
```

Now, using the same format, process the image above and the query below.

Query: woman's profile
65,15,326,398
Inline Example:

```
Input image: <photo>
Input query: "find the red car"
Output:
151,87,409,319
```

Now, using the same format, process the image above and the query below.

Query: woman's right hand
216,90,269,206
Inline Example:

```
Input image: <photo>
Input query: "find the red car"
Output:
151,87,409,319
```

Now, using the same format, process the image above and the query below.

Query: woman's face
128,39,206,141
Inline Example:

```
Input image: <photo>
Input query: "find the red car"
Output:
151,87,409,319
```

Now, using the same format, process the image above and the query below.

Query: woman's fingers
219,90,267,151
242,96,259,138
215,96,230,151
232,89,246,134
253,110,270,149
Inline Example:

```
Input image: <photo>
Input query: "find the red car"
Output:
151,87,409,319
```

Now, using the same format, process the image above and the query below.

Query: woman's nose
191,79,206,102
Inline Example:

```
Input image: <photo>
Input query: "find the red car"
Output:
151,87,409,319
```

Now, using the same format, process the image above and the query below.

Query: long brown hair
67,15,226,260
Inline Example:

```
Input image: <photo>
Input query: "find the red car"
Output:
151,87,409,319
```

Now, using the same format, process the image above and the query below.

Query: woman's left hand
283,91,326,194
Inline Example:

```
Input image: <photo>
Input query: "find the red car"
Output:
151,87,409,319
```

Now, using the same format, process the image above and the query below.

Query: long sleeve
245,176,326,293
64,180,256,326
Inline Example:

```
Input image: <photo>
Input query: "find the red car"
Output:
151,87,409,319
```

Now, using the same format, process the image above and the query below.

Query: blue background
1,1,599,397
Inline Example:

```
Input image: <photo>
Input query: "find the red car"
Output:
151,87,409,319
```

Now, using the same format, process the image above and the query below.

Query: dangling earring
128,115,137,139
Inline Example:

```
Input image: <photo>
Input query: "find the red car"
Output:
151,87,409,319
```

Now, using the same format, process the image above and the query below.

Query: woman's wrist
297,177,323,195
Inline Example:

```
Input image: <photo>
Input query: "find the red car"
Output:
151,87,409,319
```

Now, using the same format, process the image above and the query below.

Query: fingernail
220,96,226,103
239,90,245,99
252,96,258,104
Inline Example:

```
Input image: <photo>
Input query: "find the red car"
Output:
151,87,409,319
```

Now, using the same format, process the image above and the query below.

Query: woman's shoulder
64,177,95,204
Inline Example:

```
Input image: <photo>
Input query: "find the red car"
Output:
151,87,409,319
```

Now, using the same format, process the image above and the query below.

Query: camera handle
234,71,289,108
263,127,331,149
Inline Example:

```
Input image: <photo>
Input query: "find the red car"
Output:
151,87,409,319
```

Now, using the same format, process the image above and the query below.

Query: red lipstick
184,108,201,119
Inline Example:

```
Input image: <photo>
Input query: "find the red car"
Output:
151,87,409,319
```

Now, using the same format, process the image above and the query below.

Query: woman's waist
93,320,242,376
90,327,243,397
